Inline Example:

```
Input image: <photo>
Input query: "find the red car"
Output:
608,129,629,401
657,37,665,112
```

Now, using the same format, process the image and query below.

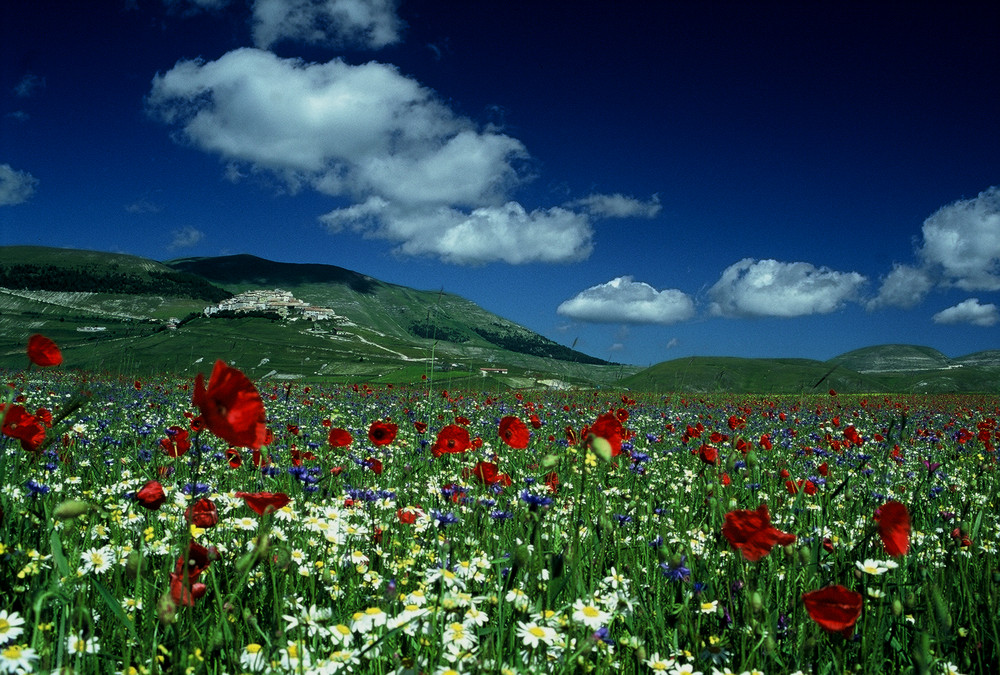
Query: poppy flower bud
751,591,763,613
745,451,759,468
157,592,178,625
589,435,613,462
513,544,530,569
798,546,811,565
52,499,96,520
125,551,143,580
892,599,903,617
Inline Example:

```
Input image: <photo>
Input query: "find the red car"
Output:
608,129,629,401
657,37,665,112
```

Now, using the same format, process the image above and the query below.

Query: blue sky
2,0,998,367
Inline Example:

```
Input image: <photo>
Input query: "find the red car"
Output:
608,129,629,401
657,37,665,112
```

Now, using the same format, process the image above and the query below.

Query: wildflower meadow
1,335,999,675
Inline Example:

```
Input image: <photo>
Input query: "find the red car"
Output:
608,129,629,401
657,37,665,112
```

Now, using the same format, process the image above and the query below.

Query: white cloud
169,225,205,249
709,258,866,318
918,186,1000,291
932,298,999,326
556,276,695,324
321,198,593,264
867,263,934,309
252,0,401,50
566,193,661,219
0,163,39,206
150,48,630,265
147,49,525,206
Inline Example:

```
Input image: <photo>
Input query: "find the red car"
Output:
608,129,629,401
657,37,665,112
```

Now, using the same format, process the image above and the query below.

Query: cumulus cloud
321,198,592,264
556,276,695,324
932,298,999,327
709,258,866,318
0,164,39,206
867,263,934,309
566,193,661,219
918,186,1000,291
149,48,652,265
147,49,525,206
169,225,205,249
252,0,401,50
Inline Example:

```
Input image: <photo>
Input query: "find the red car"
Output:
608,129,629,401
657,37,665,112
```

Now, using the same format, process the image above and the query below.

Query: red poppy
27,334,62,367
328,428,352,447
192,360,268,449
529,414,542,429
875,501,910,557
367,420,397,446
698,444,718,465
34,408,52,428
185,498,219,528
432,424,471,457
589,412,623,456
722,504,796,561
226,448,243,468
135,480,167,510
465,461,512,488
159,426,191,458
235,491,290,515
169,573,208,607
397,505,423,524
498,416,530,449
802,585,863,635
413,421,428,434
174,540,217,582
759,434,773,450
543,471,559,493
843,425,863,447
1,405,46,452
365,457,383,475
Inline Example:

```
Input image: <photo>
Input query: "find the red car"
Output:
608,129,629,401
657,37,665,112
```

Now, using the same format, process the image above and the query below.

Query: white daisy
516,621,557,648
66,633,100,655
79,546,113,575
0,611,25,645
239,643,267,672
571,598,611,629
0,644,38,674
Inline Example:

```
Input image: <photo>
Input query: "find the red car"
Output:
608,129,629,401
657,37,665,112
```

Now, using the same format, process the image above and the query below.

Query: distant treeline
409,320,470,343
0,264,232,301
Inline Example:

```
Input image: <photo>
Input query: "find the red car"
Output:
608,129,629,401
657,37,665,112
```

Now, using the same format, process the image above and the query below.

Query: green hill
827,344,952,373
0,246,625,387
621,345,1000,394
620,356,883,394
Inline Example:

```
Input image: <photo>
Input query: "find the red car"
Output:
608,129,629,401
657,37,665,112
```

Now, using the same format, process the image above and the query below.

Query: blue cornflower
25,479,50,498
432,510,459,527
660,555,690,582
520,490,553,511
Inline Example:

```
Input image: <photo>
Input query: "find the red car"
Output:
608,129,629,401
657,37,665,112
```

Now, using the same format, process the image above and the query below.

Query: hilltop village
203,289,340,322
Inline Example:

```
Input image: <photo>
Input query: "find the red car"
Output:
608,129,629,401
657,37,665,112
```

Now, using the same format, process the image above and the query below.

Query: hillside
165,254,609,366
827,344,952,373
621,345,1000,394
0,246,626,387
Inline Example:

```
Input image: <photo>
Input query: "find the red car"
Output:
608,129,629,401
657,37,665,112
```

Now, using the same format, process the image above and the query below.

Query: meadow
1,336,998,675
